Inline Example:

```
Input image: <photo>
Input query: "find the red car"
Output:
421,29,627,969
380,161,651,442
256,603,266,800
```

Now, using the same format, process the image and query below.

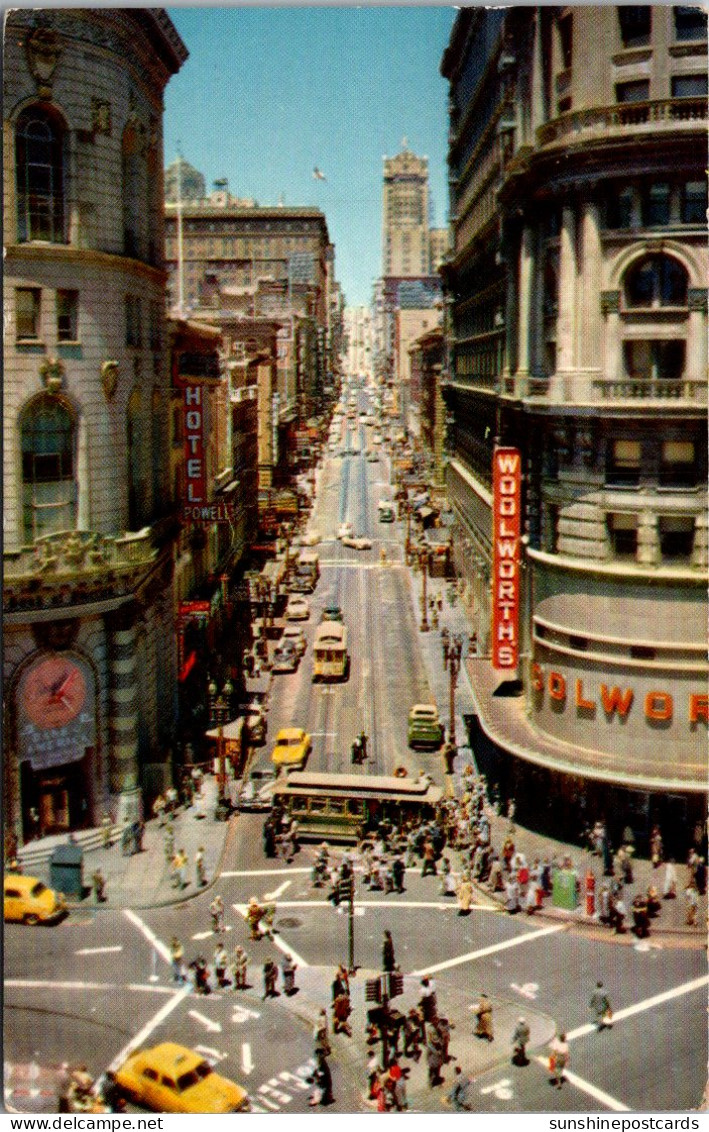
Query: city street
5,416,707,1115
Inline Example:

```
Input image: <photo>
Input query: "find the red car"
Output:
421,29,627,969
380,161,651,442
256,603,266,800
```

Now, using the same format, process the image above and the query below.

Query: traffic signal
386,972,404,999
338,875,354,903
365,978,382,1004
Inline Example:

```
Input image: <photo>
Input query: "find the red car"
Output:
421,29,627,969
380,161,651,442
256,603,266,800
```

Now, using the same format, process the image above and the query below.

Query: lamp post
210,675,233,821
416,542,430,632
443,634,463,748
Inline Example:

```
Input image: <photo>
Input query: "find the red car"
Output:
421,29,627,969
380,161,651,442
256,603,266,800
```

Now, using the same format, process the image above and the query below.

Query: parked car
337,522,354,540
271,727,312,769
272,642,299,673
321,605,344,623
281,624,307,657
407,703,445,750
286,596,310,620
239,767,277,811
366,451,379,462
114,1042,250,1113
288,575,315,594
342,535,372,550
4,875,67,926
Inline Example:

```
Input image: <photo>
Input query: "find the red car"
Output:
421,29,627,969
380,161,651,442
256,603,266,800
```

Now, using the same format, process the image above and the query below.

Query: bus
271,771,443,842
290,550,319,593
312,621,349,682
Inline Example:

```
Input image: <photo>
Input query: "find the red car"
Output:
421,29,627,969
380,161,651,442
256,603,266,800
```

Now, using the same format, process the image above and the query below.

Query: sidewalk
15,775,234,911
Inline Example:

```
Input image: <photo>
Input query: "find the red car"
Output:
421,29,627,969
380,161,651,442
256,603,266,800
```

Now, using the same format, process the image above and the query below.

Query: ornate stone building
3,8,187,844
441,6,708,853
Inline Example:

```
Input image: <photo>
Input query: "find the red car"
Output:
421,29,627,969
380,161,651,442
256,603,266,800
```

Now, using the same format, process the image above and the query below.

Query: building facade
382,142,431,278
441,5,708,852
3,8,188,845
344,305,373,381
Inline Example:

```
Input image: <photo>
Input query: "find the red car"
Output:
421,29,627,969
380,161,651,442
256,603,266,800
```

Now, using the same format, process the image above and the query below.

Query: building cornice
5,243,166,284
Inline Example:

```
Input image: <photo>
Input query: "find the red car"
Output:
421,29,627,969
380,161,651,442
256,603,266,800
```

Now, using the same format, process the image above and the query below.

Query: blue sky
164,6,455,306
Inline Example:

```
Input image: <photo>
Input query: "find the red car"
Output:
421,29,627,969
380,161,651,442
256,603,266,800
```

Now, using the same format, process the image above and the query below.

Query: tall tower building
382,141,431,277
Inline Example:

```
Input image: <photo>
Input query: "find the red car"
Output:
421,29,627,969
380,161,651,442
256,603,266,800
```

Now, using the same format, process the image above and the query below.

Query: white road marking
195,1045,228,1064
232,1005,261,1024
108,986,190,1071
411,923,567,977
6,979,116,991
192,930,214,940
224,898,498,911
127,984,175,995
510,981,539,1000
75,945,122,956
565,973,709,1042
480,1078,513,1100
233,903,309,968
532,1057,629,1111
221,868,311,877
123,908,171,963
189,1009,222,1033
242,1043,254,1075
264,880,292,900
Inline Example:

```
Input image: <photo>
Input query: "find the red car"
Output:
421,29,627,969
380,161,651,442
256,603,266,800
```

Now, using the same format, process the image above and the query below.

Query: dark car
321,605,344,623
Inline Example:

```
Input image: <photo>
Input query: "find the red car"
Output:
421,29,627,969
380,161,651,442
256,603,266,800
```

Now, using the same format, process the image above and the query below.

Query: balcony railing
593,376,707,402
3,528,157,580
538,96,707,147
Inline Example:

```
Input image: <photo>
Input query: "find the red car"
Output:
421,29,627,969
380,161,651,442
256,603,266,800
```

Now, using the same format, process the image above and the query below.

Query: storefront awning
205,718,244,742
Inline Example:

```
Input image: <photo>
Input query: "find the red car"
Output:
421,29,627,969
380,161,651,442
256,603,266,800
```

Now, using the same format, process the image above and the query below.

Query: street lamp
443,633,463,748
416,542,430,632
209,675,233,821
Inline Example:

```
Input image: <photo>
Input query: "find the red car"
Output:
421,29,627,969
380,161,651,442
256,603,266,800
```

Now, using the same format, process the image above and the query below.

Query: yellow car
114,1042,250,1114
271,727,312,769
4,874,67,925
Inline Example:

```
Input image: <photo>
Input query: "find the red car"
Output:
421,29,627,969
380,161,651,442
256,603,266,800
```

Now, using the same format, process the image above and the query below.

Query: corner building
3,9,187,845
441,6,708,853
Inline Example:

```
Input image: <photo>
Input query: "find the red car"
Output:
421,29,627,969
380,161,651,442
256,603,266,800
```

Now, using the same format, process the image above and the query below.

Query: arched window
624,255,688,308
15,105,66,243
20,395,76,541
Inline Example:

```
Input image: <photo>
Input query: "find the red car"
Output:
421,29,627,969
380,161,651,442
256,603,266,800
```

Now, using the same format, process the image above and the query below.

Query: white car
342,535,372,550
281,624,307,656
300,530,321,546
286,596,310,620
337,522,354,540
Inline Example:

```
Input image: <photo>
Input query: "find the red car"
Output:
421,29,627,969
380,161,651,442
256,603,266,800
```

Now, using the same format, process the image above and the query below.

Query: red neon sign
492,447,521,671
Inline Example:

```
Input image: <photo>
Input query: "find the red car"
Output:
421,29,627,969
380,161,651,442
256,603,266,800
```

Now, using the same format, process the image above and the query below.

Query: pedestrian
190,955,210,995
247,897,263,940
121,825,132,857
421,838,437,877
403,1008,423,1060
387,1060,407,1111
650,825,663,868
662,858,678,899
333,991,352,1036
590,981,613,1030
392,855,406,893
474,992,494,1041
419,976,438,1023
308,1050,334,1106
436,1015,454,1063
170,936,186,984
331,963,349,1002
548,1032,569,1088
195,846,207,887
631,893,650,938
367,1051,381,1099
313,1008,331,1056
281,953,298,996
446,1066,472,1111
262,959,279,999
440,857,456,897
505,875,521,914
210,894,225,933
685,883,699,926
214,942,230,987
457,871,473,915
598,882,611,925
512,1016,531,1065
101,812,113,849
175,848,188,889
153,794,165,826
425,1023,445,1087
163,825,175,864
91,868,106,904
262,902,276,939
231,945,248,989
382,929,396,972
133,819,145,853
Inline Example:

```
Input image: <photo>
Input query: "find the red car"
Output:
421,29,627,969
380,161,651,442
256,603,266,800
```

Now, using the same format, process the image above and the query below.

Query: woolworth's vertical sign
492,447,522,670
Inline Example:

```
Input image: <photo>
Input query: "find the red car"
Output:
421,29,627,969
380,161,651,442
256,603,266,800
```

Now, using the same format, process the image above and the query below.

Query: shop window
607,512,638,558
616,79,650,103
618,6,651,47
673,6,707,41
56,290,78,342
606,439,642,486
658,515,695,560
16,288,41,340
682,181,707,224
660,440,696,486
624,255,688,307
641,183,671,227
631,645,656,660
624,340,685,381
672,74,708,98
15,105,67,244
20,394,77,542
558,13,573,69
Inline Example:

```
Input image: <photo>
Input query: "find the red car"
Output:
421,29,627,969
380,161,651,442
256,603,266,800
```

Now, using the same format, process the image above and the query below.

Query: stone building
441,5,708,852
408,327,446,486
3,8,187,844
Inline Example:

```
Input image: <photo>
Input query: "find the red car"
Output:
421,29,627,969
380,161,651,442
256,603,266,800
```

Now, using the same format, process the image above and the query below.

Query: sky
164,6,456,307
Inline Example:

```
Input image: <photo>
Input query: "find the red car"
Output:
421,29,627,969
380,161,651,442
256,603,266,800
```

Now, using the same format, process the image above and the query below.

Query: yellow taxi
114,1042,250,1113
4,874,67,925
271,727,312,769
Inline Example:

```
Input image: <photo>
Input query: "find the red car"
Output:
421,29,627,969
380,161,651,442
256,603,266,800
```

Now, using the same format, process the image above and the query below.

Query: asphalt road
5,400,707,1114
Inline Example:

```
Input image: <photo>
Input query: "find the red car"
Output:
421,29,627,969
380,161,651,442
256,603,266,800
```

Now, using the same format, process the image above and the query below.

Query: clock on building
22,656,88,730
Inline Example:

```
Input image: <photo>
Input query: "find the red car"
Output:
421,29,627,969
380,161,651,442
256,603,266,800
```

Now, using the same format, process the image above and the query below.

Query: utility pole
445,634,463,747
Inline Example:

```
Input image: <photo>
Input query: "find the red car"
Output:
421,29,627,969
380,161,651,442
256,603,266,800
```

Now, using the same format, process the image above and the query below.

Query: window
142,1069,159,1083
125,295,142,348
618,6,651,47
616,79,650,103
56,290,78,342
674,6,707,41
624,340,685,380
642,183,671,226
631,645,656,660
607,513,638,558
672,74,709,98
658,515,695,560
148,300,162,352
607,186,636,229
558,14,573,69
660,440,696,486
682,180,707,223
16,288,41,339
624,255,688,307
20,394,77,542
15,106,66,243
606,439,642,485
122,123,147,259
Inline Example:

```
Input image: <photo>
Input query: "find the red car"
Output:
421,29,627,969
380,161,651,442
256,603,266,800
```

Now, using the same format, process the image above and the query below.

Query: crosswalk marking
531,1057,629,1111
411,923,567,977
